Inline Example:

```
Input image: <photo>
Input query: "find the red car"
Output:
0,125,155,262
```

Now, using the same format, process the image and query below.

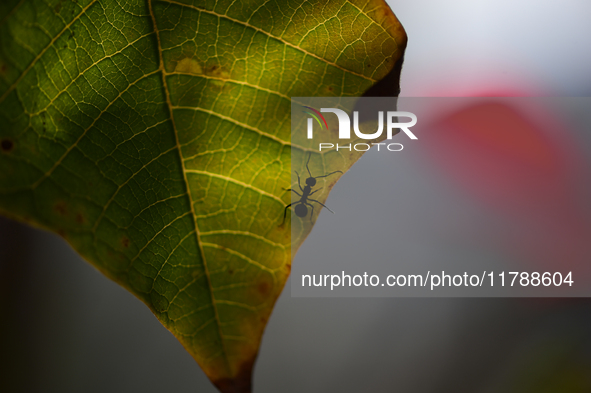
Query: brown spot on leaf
328,86,333,92
257,281,271,297
228,269,234,275
54,201,67,216
121,236,130,248
1,139,14,152
75,213,84,224
206,62,231,82
213,357,255,393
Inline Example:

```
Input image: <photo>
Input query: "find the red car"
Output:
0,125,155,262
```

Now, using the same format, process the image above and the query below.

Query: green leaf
0,0,406,391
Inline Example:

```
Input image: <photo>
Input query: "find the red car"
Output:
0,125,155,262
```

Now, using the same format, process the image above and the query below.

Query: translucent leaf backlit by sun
0,0,406,391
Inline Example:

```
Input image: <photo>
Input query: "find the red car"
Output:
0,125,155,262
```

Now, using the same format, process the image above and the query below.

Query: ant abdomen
295,204,308,217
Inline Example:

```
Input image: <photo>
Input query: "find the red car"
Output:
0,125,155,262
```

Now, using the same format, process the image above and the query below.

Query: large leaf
0,0,406,391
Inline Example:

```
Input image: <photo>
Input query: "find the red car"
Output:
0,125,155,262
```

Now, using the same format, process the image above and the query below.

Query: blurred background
2,0,591,392
398,0,591,96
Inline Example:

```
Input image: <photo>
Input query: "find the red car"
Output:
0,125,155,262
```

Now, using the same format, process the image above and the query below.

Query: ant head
306,177,316,187
295,203,308,217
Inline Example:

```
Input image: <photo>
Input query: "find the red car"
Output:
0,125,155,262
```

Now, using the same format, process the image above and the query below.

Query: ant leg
281,203,293,226
306,152,313,178
314,170,343,179
309,187,322,196
283,189,302,196
305,202,315,222
309,198,335,214
295,171,304,192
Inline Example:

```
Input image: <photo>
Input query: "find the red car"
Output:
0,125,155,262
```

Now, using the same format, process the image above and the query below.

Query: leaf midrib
147,0,233,375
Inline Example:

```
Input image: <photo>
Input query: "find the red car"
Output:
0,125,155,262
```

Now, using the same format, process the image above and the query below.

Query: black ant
281,153,342,225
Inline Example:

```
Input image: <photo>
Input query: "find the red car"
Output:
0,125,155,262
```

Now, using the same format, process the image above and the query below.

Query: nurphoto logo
302,105,418,152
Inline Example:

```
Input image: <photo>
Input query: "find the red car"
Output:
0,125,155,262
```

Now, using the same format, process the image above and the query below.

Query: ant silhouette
281,153,342,225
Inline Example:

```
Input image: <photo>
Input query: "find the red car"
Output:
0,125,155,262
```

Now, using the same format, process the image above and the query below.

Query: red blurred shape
424,100,591,268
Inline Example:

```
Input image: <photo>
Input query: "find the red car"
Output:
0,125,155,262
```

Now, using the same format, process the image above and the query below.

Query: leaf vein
0,0,99,104
162,0,376,82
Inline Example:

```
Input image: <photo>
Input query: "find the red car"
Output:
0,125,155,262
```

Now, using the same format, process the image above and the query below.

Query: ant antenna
315,170,343,179
305,152,342,179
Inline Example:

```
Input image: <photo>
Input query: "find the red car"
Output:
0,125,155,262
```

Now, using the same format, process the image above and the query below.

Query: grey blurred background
397,0,591,96
2,0,591,392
